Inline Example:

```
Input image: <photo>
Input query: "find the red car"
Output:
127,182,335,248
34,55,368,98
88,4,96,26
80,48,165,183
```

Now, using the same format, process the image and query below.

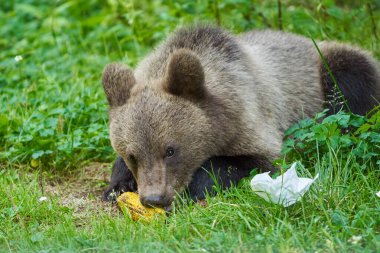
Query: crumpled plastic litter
250,163,318,207
376,191,380,198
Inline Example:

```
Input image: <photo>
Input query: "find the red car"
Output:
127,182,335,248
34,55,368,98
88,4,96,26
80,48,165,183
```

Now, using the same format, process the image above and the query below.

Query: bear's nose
140,195,171,208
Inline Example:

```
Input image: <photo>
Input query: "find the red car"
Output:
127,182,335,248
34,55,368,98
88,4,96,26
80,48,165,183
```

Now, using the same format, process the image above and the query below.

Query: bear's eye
165,147,175,158
127,154,137,165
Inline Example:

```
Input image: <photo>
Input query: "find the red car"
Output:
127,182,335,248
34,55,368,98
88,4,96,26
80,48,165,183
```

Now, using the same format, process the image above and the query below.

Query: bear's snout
140,194,172,208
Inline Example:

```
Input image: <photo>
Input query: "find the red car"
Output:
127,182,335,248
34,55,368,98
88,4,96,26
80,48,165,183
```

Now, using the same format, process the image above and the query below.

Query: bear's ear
102,63,136,107
163,49,206,101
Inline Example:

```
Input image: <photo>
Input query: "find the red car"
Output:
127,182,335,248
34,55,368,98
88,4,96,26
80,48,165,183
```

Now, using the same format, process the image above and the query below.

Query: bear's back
236,30,324,130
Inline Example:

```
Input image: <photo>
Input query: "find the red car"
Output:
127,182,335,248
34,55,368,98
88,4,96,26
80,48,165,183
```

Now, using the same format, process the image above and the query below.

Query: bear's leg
320,44,380,115
102,156,137,201
186,155,276,201
102,155,275,202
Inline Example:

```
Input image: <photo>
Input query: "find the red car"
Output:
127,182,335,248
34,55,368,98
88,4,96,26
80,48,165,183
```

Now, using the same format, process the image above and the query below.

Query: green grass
1,0,379,252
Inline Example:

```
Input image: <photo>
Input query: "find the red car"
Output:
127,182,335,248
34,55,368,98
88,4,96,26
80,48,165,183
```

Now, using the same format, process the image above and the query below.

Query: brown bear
102,25,380,208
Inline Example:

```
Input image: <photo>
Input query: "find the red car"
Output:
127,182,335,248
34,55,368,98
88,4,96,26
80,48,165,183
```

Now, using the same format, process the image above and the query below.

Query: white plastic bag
250,163,318,207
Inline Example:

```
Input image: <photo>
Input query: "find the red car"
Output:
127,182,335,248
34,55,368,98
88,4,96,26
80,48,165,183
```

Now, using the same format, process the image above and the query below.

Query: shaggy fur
102,26,380,207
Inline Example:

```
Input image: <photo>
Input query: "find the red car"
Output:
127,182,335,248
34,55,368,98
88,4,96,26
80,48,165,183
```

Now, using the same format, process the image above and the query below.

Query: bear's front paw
102,156,137,202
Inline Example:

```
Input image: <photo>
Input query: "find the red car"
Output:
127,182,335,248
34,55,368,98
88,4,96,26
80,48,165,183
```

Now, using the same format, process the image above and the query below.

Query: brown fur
102,63,135,107
319,42,380,115
164,49,206,100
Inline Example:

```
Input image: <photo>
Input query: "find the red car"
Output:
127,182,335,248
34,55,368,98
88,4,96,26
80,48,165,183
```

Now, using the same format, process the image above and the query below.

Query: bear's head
102,49,216,208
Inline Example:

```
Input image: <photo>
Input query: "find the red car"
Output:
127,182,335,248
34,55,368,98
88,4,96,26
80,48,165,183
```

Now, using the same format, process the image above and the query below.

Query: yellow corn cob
117,192,165,221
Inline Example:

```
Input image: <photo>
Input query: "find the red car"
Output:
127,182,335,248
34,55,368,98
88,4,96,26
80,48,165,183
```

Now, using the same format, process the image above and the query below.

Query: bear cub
102,25,380,208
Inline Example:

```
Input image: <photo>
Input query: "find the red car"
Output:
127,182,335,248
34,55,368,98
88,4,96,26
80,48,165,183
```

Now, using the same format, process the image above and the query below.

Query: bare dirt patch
44,162,120,223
